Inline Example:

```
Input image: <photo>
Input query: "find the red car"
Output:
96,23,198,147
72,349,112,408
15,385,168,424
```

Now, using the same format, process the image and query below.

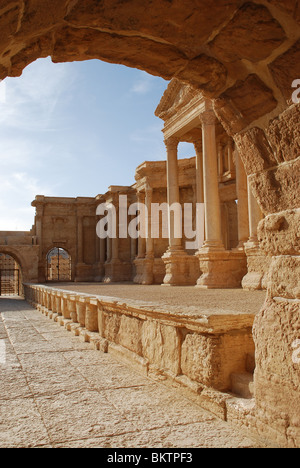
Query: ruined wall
0,0,299,446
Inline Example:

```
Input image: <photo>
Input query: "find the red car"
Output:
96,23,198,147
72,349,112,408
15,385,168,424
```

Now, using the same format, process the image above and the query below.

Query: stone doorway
46,248,71,282
0,254,22,296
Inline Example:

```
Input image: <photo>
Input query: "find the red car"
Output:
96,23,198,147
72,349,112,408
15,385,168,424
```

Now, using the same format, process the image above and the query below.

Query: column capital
193,139,202,154
137,190,145,203
164,136,179,151
200,109,216,126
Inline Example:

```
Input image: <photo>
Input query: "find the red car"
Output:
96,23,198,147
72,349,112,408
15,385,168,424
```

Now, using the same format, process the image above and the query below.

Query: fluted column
200,105,224,251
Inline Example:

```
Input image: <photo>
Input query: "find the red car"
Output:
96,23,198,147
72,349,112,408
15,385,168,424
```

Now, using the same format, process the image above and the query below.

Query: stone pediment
155,78,199,121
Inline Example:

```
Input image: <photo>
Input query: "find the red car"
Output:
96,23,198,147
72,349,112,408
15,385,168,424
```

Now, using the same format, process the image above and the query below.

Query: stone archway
0,1,299,447
46,247,72,282
0,253,23,296
0,1,298,212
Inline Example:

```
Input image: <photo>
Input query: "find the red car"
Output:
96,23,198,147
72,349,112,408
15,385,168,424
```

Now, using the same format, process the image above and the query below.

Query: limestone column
200,105,224,251
193,140,204,205
100,237,106,264
217,141,224,180
162,137,195,286
164,136,182,252
242,177,267,290
106,237,112,263
235,151,250,249
143,185,154,285
137,191,146,259
145,186,154,259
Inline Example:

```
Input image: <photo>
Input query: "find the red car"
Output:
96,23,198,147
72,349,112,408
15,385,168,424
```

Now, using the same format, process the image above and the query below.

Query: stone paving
0,297,264,448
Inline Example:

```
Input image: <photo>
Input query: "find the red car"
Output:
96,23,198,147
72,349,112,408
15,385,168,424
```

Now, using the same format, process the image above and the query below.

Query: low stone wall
24,283,263,438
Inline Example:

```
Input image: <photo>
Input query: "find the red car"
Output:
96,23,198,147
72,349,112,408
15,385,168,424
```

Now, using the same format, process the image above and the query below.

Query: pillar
143,185,154,285
165,137,183,252
137,191,146,259
196,102,246,289
242,177,268,290
200,104,224,252
162,137,195,285
193,140,204,205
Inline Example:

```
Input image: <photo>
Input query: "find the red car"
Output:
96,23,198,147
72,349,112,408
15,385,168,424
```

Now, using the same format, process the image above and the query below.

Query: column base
196,249,247,289
162,248,200,286
103,259,132,283
93,262,105,282
75,263,95,282
241,240,271,291
133,256,153,285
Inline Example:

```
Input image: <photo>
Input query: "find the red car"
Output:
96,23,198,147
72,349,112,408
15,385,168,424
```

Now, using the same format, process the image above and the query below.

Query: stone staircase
231,353,255,399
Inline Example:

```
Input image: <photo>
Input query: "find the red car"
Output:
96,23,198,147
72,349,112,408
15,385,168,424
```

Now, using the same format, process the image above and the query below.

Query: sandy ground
48,283,267,316
0,297,266,448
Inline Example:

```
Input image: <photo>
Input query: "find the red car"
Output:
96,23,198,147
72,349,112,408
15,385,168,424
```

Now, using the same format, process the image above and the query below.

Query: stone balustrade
23,283,257,424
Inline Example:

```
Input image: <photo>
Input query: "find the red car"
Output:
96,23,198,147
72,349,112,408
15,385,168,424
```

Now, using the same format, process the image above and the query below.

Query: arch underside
0,0,299,214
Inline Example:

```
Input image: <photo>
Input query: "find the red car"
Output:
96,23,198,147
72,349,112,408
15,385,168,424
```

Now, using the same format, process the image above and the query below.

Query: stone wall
25,284,260,432
0,0,299,447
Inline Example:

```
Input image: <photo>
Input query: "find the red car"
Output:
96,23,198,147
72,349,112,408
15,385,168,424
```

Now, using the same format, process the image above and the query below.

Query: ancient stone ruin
0,0,299,448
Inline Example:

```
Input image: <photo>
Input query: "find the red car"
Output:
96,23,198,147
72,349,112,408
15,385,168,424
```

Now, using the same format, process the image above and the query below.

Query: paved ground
0,297,264,448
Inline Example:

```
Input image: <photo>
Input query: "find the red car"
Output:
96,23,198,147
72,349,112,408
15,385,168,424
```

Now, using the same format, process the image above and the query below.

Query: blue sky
0,58,194,231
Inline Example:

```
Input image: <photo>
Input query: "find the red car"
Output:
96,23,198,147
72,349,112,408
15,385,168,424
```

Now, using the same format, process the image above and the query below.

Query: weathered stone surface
269,40,300,103
253,297,300,447
141,321,181,375
267,0,298,19
52,26,186,81
181,333,219,388
266,105,300,163
64,0,240,58
268,256,300,299
17,0,68,37
117,314,143,356
181,331,255,391
103,310,121,343
0,4,20,51
10,34,53,77
209,2,286,63
175,54,227,94
214,75,278,135
234,127,278,175
249,158,300,214
258,209,300,256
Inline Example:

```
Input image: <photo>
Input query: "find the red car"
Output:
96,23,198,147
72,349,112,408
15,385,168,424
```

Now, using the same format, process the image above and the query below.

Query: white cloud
0,58,75,130
0,58,77,231
0,80,6,104
0,171,55,231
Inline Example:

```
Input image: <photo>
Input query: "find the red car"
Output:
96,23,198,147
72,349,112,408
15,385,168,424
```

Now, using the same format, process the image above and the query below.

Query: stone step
231,372,254,399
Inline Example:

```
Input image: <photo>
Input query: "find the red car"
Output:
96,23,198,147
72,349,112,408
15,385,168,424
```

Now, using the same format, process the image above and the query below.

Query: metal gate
0,269,20,296
46,248,71,282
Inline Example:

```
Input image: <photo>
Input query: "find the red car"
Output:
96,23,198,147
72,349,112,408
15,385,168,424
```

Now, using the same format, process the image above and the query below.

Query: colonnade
80,100,264,289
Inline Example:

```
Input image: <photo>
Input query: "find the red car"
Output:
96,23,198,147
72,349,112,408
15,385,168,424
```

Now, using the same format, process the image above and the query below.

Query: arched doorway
0,254,22,296
46,247,71,282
